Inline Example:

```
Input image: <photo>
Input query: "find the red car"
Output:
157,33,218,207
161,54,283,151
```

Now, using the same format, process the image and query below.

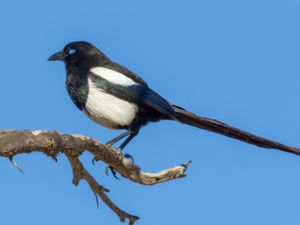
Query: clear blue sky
1,0,300,224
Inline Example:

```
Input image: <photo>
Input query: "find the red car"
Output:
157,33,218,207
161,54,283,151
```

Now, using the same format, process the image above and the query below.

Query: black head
48,41,109,68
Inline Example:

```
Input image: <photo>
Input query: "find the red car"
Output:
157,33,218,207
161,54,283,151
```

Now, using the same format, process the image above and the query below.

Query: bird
48,41,300,162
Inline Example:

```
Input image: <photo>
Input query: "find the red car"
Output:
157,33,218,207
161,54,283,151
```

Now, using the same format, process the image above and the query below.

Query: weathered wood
0,129,191,224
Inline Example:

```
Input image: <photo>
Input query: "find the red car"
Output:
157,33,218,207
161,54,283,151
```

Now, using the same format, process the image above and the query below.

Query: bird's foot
92,142,134,179
105,165,119,179
92,145,121,165
92,156,100,165
124,153,135,164
104,153,134,179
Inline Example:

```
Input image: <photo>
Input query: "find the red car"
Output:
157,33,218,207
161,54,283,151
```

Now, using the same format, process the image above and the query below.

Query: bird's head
48,41,108,68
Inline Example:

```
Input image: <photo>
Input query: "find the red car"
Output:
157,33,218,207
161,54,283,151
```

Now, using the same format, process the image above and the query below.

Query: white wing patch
90,67,137,86
84,78,138,129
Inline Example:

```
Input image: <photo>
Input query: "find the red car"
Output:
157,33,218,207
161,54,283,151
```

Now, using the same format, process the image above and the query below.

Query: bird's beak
48,51,65,61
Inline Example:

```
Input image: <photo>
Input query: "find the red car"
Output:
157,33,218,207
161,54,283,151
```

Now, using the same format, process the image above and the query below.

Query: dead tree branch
0,129,191,224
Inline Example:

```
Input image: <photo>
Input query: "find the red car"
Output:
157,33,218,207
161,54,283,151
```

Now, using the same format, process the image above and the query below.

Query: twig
9,157,24,173
66,155,139,224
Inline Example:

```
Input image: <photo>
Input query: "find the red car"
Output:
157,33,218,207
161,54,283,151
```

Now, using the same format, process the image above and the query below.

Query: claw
105,166,120,179
124,153,134,164
92,155,101,165
110,167,119,179
105,166,110,175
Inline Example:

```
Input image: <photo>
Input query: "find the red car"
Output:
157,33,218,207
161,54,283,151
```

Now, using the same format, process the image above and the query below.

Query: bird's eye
68,48,77,55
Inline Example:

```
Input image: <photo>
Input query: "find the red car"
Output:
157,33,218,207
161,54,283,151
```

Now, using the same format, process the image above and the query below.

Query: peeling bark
0,129,191,224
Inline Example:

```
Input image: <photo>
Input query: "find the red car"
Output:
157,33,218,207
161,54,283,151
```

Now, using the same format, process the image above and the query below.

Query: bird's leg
105,130,131,147
93,130,135,179
106,129,139,179
92,131,131,166
93,130,133,163
119,130,139,150
116,130,139,164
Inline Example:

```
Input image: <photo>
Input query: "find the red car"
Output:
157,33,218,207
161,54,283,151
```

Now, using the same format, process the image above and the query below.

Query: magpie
49,41,300,157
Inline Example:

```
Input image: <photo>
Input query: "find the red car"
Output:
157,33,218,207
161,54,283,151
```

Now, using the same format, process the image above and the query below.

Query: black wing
99,61,148,86
89,72,176,118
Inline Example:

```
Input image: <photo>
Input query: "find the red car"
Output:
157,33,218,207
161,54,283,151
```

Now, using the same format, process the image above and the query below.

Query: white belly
84,78,138,129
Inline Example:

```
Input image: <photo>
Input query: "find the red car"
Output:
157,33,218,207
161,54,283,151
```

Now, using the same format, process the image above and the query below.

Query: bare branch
0,129,191,224
66,155,139,224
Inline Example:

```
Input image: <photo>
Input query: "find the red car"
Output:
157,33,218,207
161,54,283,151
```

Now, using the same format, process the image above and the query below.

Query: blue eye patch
68,48,76,55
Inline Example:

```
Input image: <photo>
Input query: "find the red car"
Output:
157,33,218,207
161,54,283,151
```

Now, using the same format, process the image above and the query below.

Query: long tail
173,105,300,155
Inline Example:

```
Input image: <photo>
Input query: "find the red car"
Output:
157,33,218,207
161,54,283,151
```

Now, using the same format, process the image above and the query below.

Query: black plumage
49,41,300,156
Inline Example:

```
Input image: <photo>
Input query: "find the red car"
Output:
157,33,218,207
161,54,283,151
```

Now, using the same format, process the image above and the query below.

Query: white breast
84,78,138,129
